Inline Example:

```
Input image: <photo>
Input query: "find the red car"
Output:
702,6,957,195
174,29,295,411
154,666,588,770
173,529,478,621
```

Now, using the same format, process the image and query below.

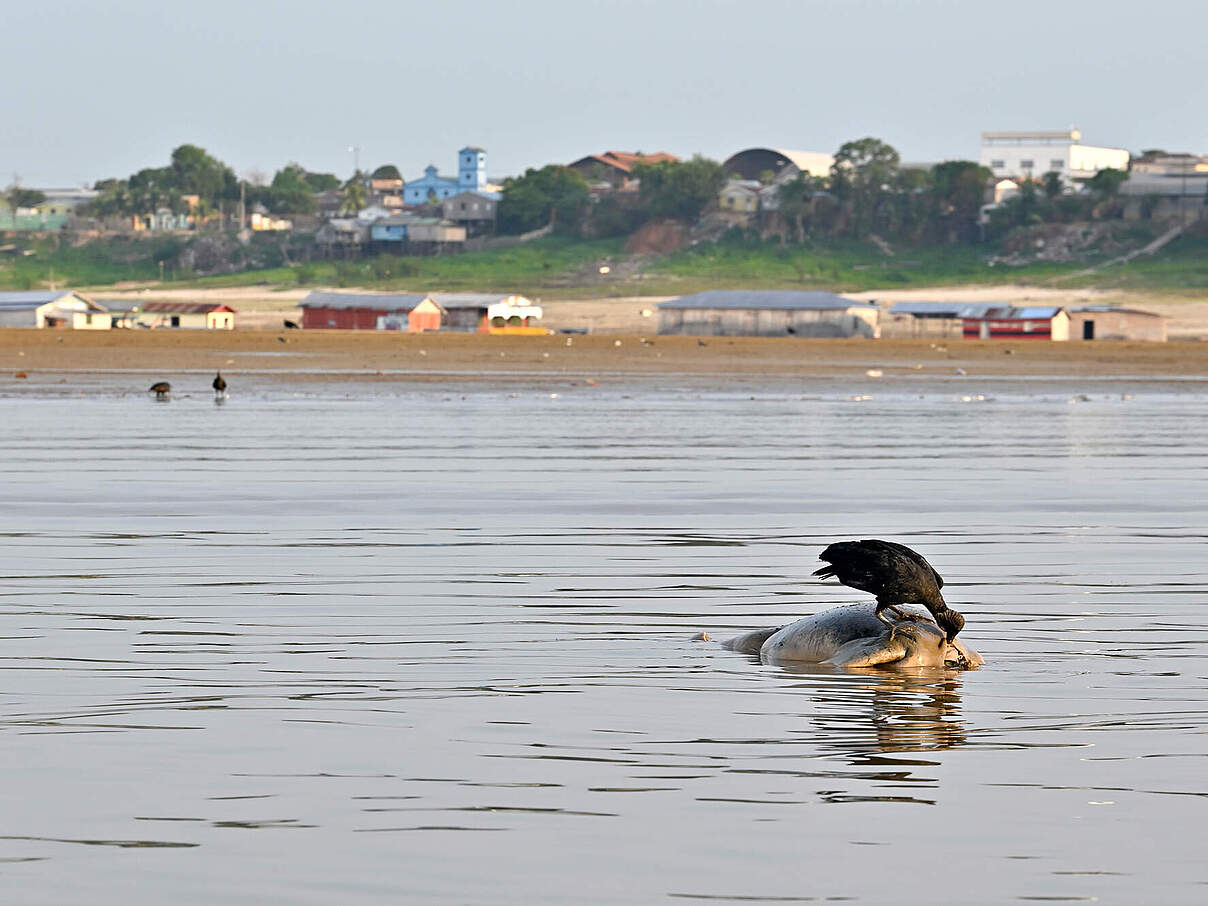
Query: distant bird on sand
813,539,965,641
212,371,227,397
149,381,171,400
697,339,708,347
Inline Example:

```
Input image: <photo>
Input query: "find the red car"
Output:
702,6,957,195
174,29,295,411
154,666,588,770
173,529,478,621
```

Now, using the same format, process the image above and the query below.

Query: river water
1,372,1206,903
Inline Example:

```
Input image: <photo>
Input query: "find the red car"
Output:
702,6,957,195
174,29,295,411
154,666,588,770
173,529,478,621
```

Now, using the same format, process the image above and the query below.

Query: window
1020,159,1034,170
1050,159,1064,169
991,159,1005,169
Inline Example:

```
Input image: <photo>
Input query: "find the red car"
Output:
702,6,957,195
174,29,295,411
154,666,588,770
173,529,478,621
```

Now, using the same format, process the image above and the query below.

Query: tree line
495,136,1141,244
83,145,377,221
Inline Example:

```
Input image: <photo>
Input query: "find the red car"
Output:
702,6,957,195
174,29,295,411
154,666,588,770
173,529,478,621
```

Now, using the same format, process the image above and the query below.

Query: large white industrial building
979,129,1129,183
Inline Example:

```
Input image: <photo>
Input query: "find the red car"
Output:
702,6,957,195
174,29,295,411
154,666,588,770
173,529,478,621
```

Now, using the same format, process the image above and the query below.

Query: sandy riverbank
3,328,1208,382
90,283,1208,337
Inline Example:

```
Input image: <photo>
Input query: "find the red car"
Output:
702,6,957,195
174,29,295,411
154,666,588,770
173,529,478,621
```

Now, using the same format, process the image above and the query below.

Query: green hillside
3,229,1208,297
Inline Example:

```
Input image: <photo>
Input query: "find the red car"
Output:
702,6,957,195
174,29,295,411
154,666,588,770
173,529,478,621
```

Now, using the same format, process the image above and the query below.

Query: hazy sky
6,0,1203,187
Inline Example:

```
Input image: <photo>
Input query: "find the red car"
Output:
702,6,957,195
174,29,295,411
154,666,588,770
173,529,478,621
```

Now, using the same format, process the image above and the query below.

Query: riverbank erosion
3,329,1208,384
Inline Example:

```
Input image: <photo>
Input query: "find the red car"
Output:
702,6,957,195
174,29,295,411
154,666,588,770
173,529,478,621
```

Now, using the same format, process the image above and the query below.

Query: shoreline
3,329,1208,382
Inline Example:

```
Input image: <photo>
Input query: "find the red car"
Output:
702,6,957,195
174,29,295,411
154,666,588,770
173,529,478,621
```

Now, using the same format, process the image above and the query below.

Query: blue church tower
459,146,487,192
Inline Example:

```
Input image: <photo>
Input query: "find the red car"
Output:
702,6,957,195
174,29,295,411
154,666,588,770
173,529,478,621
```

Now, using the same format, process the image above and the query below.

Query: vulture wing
812,539,944,601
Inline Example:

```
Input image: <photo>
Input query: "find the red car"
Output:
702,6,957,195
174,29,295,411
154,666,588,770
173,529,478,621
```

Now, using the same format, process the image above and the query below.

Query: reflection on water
1,375,1206,903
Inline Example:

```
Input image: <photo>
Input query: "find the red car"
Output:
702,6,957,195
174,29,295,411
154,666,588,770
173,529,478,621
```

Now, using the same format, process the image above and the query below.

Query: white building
980,129,1129,183
0,291,111,329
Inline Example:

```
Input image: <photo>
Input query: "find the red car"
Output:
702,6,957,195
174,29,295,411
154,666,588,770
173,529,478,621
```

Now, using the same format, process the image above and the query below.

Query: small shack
120,302,236,329
657,291,879,338
0,291,112,329
299,291,444,331
962,307,1070,340
430,294,542,333
884,301,997,339
1066,306,1167,341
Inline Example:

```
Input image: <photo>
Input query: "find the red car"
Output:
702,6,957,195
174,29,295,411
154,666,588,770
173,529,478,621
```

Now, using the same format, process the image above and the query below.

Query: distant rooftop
0,290,96,311
299,291,431,312
982,130,1081,143
659,291,873,311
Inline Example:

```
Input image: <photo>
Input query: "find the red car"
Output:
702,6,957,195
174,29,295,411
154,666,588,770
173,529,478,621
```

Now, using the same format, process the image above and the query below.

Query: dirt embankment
3,328,1207,381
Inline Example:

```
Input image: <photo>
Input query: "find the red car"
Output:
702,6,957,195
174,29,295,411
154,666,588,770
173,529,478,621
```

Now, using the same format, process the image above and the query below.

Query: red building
962,307,1070,340
299,291,443,331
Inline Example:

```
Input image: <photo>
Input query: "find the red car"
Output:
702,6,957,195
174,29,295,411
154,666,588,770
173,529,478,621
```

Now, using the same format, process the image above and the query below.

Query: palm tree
340,172,368,215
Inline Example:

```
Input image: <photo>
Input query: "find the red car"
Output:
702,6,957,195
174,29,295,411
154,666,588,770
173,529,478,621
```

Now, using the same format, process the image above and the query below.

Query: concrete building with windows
441,191,499,234
980,129,1129,183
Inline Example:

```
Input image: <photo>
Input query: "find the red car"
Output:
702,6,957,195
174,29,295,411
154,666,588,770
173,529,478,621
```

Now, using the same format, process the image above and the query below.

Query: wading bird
813,539,965,641
149,381,171,400
212,371,227,397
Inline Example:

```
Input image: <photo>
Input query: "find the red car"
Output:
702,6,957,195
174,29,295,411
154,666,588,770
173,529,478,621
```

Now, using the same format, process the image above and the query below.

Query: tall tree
631,156,725,221
304,171,340,193
776,174,819,242
930,160,991,241
497,165,589,234
268,163,318,214
169,144,236,206
5,186,46,210
830,137,901,236
1087,168,1128,197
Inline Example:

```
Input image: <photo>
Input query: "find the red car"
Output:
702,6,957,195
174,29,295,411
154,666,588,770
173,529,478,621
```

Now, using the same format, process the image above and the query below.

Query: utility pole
348,145,361,179
239,179,246,230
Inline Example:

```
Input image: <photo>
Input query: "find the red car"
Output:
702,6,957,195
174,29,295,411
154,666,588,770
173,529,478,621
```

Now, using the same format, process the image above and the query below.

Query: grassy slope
3,231,1207,297
0,235,184,288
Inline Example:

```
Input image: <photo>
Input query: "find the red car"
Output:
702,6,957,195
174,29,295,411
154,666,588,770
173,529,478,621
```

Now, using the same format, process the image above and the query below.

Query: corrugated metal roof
890,301,999,317
658,291,874,311
0,291,106,312
0,290,78,310
299,291,432,312
139,301,236,314
967,306,1064,320
430,293,532,309
1068,305,1163,318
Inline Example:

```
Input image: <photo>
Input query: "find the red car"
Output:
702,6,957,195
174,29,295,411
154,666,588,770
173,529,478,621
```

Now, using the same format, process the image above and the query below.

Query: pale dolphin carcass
722,603,983,670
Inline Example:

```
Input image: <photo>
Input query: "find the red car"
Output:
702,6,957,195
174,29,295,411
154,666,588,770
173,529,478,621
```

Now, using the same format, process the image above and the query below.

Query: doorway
1083,320,1095,340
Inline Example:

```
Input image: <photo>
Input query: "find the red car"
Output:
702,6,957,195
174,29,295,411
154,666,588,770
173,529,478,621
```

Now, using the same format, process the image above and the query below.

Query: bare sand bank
3,328,1207,383
91,283,1208,337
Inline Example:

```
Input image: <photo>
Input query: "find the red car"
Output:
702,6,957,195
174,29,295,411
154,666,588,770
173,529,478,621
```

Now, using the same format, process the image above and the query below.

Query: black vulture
284,319,300,329
212,371,227,396
813,539,965,641
148,381,171,400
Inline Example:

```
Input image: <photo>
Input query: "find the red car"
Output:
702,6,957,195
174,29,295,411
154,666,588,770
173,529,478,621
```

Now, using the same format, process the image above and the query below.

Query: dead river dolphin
722,603,984,670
